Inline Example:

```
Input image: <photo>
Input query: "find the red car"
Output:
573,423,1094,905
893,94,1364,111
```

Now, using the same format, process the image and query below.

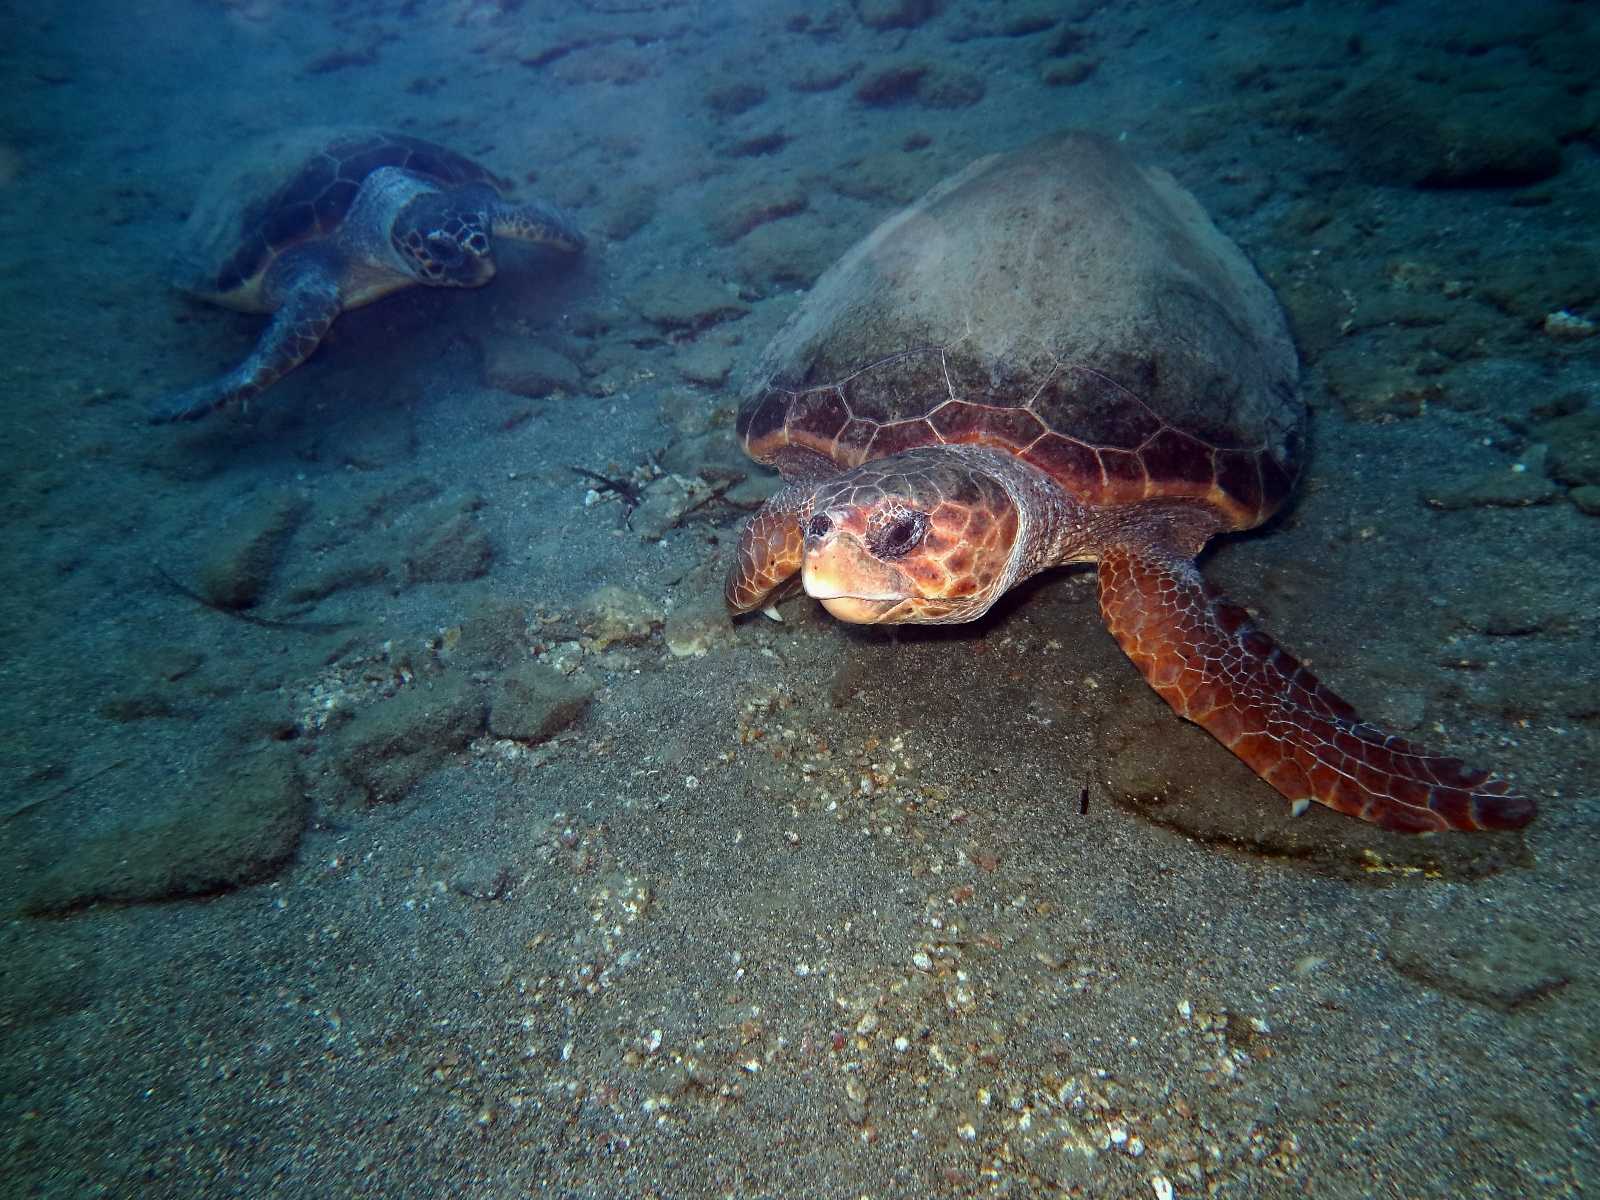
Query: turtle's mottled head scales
800,450,1021,626
393,191,496,287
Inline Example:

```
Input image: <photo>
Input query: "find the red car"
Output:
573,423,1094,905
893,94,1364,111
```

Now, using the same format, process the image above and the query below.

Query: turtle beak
802,530,910,624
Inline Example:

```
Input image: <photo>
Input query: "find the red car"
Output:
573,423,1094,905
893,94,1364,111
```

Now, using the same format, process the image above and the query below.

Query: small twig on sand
571,465,643,528
153,566,350,634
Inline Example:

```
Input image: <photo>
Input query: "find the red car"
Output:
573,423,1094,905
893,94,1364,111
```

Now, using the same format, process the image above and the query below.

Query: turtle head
800,449,1021,625
393,192,496,287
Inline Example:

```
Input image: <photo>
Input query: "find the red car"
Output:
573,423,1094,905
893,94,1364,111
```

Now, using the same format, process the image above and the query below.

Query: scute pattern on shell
738,342,1301,530
194,130,504,298
735,132,1304,532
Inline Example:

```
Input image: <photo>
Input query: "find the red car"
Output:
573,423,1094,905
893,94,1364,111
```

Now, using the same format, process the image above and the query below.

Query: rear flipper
150,278,342,424
1097,542,1534,833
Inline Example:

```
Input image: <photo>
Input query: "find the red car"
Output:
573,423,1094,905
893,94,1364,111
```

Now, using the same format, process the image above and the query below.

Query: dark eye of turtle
806,513,832,539
867,509,929,560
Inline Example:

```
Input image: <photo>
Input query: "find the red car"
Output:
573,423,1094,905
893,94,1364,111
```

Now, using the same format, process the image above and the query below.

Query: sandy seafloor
2,0,1598,1196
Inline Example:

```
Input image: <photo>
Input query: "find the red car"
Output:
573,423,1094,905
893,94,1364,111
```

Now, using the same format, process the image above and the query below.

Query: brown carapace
724,132,1532,835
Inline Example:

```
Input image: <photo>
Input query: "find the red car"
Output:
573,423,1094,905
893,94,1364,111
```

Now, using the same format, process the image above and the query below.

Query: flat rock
675,341,735,387
285,559,390,604
734,215,844,291
1423,467,1560,510
448,855,517,901
916,66,986,108
1477,243,1600,322
705,81,766,117
1569,484,1600,515
487,661,594,744
195,490,310,610
854,0,936,31
482,338,583,397
1389,907,1572,1012
706,183,808,245
831,149,944,206
1332,74,1563,188
578,584,664,647
789,62,860,93
855,61,984,109
1320,352,1441,421
334,672,486,806
451,595,532,670
1042,57,1099,87
403,498,494,584
599,184,658,241
1450,562,1579,637
664,594,734,658
631,274,749,331
1541,409,1600,486
24,742,306,913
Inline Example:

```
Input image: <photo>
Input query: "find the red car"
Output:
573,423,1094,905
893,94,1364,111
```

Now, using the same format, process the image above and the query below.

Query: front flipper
1097,542,1533,833
491,198,585,254
725,483,813,618
150,275,342,424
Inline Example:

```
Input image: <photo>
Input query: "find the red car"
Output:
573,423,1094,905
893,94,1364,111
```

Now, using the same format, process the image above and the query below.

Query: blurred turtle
152,127,583,422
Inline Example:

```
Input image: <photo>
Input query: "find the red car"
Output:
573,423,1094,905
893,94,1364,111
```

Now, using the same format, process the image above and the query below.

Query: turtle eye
806,513,832,539
867,508,929,560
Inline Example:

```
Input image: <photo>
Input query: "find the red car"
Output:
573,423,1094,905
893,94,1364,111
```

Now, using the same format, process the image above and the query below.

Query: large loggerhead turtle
725,131,1532,835
151,127,584,423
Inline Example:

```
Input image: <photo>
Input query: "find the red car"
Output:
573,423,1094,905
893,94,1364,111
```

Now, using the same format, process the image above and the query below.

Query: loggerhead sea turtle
725,131,1532,834
151,127,584,423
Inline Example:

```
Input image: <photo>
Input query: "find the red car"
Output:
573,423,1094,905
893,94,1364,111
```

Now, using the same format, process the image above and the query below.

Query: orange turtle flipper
1096,543,1534,833
725,485,810,615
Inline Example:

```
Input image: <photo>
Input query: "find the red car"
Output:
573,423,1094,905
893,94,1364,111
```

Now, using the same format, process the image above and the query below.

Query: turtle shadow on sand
816,578,1530,884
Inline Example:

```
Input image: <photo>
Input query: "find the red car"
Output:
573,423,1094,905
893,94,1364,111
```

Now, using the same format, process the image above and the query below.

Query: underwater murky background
2,1,1597,1195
